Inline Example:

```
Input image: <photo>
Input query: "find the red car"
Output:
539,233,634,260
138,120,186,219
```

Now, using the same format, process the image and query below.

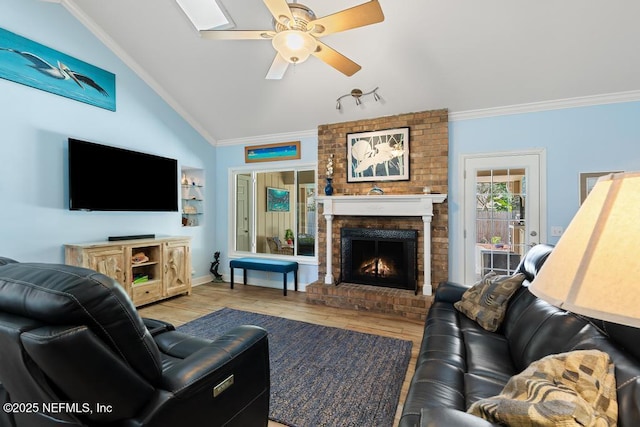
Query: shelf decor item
347,127,409,182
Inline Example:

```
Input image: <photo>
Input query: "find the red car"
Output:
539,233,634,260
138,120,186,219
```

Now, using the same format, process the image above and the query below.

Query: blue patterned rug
177,308,412,427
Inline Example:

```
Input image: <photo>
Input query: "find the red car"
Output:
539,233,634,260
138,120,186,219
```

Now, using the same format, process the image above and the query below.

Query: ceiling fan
199,0,384,79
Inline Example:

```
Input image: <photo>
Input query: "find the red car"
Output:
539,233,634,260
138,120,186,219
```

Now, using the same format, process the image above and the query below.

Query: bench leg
283,272,287,296
243,269,247,285
294,269,298,292
230,268,234,289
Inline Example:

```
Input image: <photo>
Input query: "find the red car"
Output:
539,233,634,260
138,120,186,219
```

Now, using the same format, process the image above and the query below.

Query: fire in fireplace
341,228,418,292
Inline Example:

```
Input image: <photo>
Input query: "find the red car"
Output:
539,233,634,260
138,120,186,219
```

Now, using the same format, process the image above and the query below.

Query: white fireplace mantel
316,194,447,295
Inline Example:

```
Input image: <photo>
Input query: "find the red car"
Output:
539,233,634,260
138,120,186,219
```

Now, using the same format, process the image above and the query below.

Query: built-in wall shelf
181,168,204,227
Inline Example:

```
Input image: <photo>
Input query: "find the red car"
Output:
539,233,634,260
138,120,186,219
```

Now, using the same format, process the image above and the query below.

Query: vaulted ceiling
61,0,640,144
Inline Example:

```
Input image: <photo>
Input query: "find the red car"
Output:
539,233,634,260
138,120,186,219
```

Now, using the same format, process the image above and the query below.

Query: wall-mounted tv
68,138,178,212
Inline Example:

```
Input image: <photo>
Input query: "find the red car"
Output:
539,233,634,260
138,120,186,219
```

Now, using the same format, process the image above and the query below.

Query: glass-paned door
464,153,544,284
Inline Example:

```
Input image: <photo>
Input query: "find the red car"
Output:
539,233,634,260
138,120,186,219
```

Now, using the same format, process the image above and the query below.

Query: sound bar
108,234,155,241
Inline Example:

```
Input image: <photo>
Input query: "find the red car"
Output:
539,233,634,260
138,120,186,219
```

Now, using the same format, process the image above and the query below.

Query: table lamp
529,172,640,327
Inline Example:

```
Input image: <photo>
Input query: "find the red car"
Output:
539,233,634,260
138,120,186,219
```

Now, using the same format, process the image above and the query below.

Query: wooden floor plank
138,282,425,427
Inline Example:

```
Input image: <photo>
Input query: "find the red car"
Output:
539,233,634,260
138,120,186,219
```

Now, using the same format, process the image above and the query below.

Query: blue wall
0,0,216,278
448,101,640,282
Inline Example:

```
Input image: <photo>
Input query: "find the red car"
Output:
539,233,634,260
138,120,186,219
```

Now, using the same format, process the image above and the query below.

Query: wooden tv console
65,236,191,307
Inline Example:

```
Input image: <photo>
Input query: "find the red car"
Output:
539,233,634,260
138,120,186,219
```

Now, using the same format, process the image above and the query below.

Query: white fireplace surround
316,194,447,295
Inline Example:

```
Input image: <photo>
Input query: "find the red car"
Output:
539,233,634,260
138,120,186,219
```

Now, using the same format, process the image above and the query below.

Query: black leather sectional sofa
0,256,270,427
400,244,640,427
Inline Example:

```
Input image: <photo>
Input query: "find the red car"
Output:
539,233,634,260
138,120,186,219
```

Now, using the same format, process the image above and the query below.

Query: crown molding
59,0,218,146
216,129,318,147
450,90,640,122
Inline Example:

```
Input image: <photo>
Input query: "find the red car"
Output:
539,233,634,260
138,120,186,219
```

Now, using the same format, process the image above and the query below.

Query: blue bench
229,258,298,296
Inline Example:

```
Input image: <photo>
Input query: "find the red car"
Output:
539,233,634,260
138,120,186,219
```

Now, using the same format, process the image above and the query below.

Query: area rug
177,308,412,427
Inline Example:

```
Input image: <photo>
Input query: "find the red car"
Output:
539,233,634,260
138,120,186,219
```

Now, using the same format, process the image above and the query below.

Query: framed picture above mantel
347,127,409,182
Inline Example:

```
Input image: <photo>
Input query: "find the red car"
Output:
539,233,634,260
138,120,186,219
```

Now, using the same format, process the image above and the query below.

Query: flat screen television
68,138,178,212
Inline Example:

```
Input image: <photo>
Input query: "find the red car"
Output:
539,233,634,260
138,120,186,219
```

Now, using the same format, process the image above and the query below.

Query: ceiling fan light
373,91,381,102
272,30,317,64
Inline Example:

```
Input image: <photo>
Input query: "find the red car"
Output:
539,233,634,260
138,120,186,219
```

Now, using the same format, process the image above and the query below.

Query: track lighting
335,87,381,111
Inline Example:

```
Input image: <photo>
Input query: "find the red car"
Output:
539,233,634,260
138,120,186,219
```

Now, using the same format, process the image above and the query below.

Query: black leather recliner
0,256,270,427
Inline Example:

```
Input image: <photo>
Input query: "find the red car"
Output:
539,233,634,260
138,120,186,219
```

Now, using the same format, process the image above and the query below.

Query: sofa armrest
160,325,268,398
434,281,470,304
421,408,499,427
142,318,175,336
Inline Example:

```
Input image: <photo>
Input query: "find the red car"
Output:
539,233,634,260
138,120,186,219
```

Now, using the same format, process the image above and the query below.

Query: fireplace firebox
341,228,418,293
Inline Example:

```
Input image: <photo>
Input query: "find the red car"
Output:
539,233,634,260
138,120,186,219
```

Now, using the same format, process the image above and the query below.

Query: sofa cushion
468,349,618,427
454,272,525,332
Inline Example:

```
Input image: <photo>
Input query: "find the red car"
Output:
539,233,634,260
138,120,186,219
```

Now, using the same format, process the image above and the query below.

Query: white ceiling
61,0,640,144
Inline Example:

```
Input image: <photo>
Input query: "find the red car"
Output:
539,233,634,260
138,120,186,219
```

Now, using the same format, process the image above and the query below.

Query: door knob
530,231,537,236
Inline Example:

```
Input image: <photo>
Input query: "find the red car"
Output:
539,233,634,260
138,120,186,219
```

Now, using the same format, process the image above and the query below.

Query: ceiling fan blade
262,0,295,26
199,30,274,40
307,0,384,36
312,41,361,77
265,54,289,80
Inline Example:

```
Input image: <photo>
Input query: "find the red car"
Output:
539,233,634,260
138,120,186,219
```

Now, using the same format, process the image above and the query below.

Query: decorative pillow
454,272,525,332
272,236,282,250
468,349,618,427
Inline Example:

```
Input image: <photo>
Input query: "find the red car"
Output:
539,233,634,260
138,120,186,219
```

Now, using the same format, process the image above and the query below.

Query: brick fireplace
306,109,449,319
316,194,446,295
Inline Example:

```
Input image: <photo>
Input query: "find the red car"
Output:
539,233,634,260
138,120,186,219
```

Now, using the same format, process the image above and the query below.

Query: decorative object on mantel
244,141,300,163
423,186,431,194
335,87,381,110
0,27,116,111
368,185,384,195
347,127,409,182
324,153,334,195
181,173,189,185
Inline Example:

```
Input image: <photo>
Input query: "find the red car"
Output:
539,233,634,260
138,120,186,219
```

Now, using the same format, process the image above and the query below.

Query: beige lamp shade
529,172,640,327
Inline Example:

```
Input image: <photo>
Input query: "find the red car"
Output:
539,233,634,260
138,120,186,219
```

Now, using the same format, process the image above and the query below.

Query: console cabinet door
87,248,127,292
164,240,191,297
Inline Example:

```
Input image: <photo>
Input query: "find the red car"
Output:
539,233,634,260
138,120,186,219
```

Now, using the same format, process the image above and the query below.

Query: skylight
176,0,235,31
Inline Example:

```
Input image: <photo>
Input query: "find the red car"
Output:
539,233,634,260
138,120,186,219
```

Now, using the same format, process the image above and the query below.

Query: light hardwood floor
138,282,425,427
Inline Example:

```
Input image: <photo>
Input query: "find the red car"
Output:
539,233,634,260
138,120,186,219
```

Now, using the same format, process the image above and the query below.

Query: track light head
335,87,380,110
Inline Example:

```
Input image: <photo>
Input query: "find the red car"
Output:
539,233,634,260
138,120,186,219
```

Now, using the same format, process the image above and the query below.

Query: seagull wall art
0,47,109,96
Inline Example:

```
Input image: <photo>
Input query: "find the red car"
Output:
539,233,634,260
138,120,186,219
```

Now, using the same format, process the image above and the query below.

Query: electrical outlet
551,226,564,237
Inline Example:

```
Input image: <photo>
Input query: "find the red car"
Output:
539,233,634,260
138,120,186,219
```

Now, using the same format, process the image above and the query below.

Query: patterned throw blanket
469,349,618,426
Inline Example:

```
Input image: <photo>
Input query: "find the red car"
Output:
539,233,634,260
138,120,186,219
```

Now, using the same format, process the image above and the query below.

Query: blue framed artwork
0,27,116,111
245,141,301,163
267,187,290,212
